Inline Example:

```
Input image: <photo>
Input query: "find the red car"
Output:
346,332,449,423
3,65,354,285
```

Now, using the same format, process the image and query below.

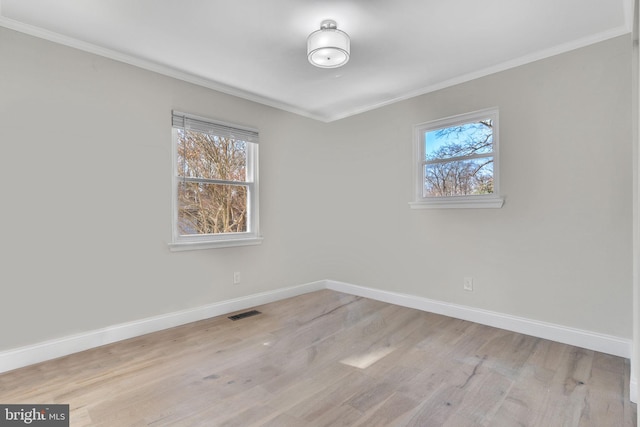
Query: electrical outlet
233,272,241,284
463,277,473,291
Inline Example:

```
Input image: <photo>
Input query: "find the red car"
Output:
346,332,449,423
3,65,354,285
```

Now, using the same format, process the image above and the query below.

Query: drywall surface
0,27,632,351
318,35,633,338
0,28,328,350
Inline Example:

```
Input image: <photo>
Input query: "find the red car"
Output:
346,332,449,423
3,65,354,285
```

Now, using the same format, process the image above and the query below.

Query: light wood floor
0,290,636,426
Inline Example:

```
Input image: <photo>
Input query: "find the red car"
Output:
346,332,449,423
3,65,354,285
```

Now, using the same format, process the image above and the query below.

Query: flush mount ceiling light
307,20,350,68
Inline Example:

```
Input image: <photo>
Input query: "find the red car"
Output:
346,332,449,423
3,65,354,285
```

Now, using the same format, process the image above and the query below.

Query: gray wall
320,35,633,337
0,27,632,351
0,28,327,349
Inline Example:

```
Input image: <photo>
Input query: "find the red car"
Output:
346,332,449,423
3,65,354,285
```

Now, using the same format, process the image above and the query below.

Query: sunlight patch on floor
340,346,396,369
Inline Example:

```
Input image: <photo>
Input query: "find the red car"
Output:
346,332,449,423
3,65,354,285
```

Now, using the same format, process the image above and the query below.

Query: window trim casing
168,111,262,251
410,107,504,209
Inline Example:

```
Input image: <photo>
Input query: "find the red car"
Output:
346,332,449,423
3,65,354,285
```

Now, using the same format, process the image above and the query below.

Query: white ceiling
0,0,633,122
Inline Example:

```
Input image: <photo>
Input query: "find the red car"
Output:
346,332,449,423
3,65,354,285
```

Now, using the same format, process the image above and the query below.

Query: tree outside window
424,119,494,197
170,112,261,250
411,108,503,209
176,130,248,235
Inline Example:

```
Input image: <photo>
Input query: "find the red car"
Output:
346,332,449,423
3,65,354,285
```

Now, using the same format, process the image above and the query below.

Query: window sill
409,196,504,209
169,236,263,252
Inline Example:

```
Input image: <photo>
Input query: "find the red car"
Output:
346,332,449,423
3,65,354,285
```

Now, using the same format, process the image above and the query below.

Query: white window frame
169,111,262,251
410,107,504,209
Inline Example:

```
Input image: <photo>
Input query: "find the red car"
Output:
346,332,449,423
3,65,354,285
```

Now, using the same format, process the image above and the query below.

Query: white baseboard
0,279,632,375
0,281,325,374
325,280,632,359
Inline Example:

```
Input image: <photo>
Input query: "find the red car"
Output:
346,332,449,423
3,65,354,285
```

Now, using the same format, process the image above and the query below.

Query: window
410,108,504,209
169,111,262,251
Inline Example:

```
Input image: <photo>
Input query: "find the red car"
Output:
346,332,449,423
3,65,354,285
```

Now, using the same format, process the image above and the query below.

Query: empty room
0,0,639,426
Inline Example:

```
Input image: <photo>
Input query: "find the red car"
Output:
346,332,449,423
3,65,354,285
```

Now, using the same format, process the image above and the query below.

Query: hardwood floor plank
285,371,370,421
306,403,363,427
253,412,305,427
353,392,421,427
260,363,354,413
0,289,635,426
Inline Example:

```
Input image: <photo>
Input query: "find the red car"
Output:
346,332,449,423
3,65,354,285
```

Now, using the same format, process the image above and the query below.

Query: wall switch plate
233,272,241,284
463,277,473,291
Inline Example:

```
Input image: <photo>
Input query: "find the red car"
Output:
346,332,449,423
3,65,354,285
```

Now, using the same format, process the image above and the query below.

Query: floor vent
228,310,261,321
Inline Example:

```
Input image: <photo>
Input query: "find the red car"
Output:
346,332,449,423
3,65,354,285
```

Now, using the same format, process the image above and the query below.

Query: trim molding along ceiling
0,280,632,376
0,16,315,121
0,6,634,122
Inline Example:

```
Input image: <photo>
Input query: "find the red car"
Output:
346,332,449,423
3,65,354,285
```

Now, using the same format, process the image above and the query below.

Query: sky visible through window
422,118,494,197
425,120,493,160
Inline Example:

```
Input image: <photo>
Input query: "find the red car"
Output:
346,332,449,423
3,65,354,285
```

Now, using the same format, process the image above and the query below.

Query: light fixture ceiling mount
307,20,350,69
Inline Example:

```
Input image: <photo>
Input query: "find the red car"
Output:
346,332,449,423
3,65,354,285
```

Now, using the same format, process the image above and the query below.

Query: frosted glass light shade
307,20,350,68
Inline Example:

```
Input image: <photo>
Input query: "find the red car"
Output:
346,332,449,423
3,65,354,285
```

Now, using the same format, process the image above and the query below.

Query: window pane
424,157,494,197
425,119,493,161
176,130,247,181
177,182,248,235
